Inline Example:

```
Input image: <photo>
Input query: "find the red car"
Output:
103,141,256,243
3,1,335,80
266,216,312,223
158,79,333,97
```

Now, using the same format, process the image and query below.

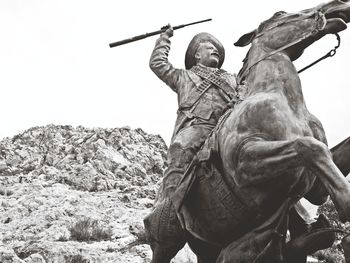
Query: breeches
161,124,212,199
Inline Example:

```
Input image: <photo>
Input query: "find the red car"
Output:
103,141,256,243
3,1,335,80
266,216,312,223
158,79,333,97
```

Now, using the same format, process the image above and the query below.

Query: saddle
171,109,264,245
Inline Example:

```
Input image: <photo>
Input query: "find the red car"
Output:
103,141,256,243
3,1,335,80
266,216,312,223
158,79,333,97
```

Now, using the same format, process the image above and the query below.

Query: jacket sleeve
149,34,181,92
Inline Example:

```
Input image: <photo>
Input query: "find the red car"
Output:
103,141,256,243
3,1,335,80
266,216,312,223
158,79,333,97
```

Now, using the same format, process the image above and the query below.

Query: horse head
235,0,350,81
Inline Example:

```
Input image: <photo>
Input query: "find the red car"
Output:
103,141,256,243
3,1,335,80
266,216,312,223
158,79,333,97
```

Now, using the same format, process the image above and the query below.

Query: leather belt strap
190,66,237,100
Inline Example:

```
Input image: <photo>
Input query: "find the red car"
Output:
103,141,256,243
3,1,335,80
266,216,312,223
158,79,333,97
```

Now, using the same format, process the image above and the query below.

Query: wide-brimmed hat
185,32,225,69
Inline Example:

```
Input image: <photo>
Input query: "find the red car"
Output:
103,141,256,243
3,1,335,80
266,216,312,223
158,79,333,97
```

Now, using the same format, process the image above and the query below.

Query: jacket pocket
191,100,213,120
180,87,201,110
181,96,213,120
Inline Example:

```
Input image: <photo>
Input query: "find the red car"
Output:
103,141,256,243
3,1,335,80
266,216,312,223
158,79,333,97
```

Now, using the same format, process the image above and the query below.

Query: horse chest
236,94,313,139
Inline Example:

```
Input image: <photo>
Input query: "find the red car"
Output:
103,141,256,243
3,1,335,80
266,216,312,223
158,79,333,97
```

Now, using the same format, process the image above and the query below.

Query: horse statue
144,1,350,262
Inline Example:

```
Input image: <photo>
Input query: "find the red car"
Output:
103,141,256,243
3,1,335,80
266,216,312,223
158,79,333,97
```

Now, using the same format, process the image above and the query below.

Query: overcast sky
1,0,349,147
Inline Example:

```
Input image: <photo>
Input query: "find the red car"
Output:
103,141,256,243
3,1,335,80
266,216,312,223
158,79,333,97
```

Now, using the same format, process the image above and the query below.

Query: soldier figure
144,26,240,262
150,26,238,202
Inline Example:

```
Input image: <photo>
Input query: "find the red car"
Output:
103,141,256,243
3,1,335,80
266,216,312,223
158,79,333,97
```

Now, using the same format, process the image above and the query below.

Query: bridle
297,32,341,73
237,10,342,83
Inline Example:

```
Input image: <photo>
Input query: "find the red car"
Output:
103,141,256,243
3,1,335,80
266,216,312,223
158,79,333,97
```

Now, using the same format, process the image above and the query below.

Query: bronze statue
148,27,238,202
146,24,239,262
144,1,350,262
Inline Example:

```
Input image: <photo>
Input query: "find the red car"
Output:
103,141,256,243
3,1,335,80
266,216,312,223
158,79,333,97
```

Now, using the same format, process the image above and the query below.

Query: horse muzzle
322,0,350,23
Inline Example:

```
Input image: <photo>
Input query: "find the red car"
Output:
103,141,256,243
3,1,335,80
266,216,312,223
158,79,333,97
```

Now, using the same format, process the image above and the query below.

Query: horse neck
242,45,308,114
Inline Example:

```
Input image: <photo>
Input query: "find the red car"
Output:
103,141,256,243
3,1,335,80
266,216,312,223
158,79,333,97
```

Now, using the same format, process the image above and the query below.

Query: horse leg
286,207,335,263
286,214,335,263
301,136,350,205
187,238,221,263
216,200,290,263
304,174,329,205
342,234,350,263
235,136,350,221
331,135,350,176
286,208,308,262
144,198,187,263
288,205,310,240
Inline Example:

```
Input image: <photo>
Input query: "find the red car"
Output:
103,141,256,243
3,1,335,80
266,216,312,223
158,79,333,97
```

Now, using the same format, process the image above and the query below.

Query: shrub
64,254,89,263
314,247,344,263
0,187,13,196
106,246,114,253
69,218,112,242
57,235,68,242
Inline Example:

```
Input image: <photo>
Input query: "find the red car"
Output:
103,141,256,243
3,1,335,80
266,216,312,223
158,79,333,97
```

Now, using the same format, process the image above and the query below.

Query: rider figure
150,25,238,201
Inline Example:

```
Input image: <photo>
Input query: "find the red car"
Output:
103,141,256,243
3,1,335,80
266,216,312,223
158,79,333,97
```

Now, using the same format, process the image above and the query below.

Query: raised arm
149,26,181,92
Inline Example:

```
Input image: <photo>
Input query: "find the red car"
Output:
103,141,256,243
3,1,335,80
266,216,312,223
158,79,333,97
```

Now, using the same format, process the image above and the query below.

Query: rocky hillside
0,125,195,263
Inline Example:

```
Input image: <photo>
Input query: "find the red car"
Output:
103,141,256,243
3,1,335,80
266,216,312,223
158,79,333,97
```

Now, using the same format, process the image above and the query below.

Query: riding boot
144,198,188,263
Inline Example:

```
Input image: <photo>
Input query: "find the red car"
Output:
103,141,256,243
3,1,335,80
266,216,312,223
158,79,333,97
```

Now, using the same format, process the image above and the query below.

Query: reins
297,33,341,73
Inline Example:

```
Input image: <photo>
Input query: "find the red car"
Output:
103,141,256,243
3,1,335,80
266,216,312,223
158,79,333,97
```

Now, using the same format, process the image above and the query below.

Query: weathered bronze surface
144,1,350,262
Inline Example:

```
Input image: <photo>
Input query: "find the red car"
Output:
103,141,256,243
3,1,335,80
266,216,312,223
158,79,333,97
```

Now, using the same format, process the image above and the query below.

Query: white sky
1,0,349,147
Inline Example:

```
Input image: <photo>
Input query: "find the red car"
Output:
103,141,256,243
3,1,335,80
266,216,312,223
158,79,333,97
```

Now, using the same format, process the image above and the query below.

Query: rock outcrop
0,125,195,263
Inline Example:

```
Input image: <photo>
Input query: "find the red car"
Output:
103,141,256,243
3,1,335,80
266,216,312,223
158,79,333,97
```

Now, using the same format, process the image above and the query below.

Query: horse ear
234,30,257,47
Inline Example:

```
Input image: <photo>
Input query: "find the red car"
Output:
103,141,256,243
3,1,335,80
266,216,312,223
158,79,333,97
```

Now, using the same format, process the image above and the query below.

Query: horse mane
237,50,251,83
258,11,287,33
236,11,287,83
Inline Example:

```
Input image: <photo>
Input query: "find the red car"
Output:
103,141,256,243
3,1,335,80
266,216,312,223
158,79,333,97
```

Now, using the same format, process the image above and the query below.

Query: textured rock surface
0,125,195,263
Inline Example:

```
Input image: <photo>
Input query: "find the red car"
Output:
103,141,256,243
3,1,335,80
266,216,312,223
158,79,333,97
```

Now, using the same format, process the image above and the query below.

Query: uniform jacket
150,35,237,141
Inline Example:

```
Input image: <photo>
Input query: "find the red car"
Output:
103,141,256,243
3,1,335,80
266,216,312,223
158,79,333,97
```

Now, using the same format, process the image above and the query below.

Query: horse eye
274,11,286,17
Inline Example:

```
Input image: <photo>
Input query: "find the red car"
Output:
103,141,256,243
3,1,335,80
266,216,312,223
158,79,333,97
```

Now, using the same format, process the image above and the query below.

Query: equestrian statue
143,0,350,262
